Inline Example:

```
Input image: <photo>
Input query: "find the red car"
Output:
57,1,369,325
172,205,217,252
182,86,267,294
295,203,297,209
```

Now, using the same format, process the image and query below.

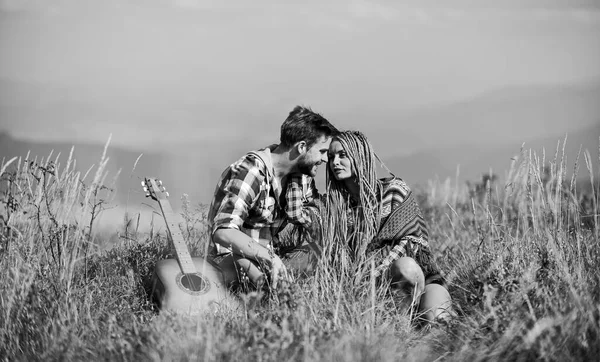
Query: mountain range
1,123,598,209
1,79,599,209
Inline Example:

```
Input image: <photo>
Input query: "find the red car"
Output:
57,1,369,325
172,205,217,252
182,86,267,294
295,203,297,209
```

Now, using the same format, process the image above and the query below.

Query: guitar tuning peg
141,180,146,186
165,192,169,198
143,186,148,192
157,180,163,186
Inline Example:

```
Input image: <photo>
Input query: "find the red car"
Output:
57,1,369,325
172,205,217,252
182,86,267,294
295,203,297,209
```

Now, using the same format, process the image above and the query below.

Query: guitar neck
157,199,197,275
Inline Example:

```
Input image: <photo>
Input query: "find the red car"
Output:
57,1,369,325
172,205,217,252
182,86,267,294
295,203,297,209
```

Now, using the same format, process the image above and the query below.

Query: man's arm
285,174,321,226
210,158,290,287
213,228,272,263
213,229,289,289
283,174,323,247
210,158,261,250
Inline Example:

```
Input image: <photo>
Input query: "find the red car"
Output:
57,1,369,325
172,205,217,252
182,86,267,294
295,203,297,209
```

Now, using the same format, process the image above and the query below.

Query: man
208,106,337,291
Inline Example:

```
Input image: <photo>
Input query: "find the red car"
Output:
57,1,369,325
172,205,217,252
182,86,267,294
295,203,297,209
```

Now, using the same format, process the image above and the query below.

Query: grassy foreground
1,140,599,362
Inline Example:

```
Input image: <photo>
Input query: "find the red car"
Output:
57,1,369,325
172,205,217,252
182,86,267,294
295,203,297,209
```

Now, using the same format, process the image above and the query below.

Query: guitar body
153,257,240,314
142,177,241,315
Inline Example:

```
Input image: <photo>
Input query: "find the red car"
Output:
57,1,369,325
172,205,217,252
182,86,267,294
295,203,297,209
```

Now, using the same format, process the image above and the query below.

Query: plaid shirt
371,177,429,277
208,145,318,254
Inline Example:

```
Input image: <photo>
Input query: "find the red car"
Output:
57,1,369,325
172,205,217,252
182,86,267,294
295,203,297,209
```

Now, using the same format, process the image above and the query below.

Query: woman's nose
331,155,339,165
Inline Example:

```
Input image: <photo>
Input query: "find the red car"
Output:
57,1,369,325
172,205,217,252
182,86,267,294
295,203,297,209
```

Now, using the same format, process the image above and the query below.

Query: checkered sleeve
285,174,320,226
211,158,263,233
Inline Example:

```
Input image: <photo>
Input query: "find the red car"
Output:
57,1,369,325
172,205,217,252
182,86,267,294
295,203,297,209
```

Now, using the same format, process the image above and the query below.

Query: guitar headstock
142,177,170,201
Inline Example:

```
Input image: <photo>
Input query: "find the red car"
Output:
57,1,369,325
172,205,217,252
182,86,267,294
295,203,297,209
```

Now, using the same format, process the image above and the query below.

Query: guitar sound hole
177,273,210,295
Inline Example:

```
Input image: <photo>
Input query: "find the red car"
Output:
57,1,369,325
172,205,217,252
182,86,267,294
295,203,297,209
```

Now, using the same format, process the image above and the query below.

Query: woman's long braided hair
322,131,387,268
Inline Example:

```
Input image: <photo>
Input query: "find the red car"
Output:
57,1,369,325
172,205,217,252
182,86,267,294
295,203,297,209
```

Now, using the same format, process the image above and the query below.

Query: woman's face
328,140,353,181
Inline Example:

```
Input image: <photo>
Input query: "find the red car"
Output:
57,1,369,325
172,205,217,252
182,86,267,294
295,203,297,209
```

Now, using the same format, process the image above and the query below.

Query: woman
323,130,452,325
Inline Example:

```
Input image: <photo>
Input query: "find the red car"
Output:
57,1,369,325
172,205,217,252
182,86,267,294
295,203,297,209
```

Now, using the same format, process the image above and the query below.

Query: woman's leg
389,256,426,317
389,256,425,297
417,283,453,324
389,257,453,325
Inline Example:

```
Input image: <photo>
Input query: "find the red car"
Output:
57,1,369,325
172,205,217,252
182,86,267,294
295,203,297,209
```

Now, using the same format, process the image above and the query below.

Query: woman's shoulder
378,177,412,218
379,176,412,197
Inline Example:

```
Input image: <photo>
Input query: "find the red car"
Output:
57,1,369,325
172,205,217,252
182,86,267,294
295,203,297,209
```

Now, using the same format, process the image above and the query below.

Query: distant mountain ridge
0,130,274,210
2,77,599,204
0,131,170,210
2,77,599,153
346,79,600,158
386,123,600,186
2,123,598,208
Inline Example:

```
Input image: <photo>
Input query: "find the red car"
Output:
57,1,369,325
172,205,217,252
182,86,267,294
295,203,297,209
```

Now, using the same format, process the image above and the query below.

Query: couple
207,106,452,324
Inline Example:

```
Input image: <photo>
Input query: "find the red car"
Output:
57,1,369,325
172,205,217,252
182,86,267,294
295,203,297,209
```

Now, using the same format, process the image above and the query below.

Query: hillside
386,123,600,186
0,131,260,208
0,131,167,208
2,120,598,209
359,80,600,158
2,78,600,155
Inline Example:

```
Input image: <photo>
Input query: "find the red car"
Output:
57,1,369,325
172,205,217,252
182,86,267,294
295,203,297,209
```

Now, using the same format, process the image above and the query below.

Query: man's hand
213,228,293,289
270,255,290,290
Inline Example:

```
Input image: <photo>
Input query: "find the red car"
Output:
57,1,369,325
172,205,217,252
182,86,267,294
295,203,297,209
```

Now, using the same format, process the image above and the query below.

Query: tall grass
429,141,599,360
1,137,598,361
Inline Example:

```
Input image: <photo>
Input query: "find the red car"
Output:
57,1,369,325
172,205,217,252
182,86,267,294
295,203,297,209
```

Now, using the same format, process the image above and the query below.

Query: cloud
165,0,441,28
347,0,397,21
4,0,599,29
0,0,48,12
568,8,600,24
172,0,215,10
170,0,249,11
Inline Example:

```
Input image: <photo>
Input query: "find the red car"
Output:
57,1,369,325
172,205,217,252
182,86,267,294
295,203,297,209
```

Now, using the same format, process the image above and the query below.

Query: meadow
0,138,598,361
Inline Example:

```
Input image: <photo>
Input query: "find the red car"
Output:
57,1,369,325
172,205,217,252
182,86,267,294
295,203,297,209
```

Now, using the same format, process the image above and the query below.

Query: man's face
297,135,332,177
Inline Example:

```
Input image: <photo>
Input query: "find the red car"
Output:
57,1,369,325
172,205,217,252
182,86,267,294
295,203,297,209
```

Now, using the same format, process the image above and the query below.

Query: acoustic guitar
142,177,240,314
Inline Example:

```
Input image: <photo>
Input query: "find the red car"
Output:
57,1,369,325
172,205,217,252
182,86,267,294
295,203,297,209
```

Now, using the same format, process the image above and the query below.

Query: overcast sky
1,0,599,152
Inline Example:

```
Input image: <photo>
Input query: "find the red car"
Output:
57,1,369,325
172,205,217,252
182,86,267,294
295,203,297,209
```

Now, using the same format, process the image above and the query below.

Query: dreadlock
318,131,442,289
323,130,386,265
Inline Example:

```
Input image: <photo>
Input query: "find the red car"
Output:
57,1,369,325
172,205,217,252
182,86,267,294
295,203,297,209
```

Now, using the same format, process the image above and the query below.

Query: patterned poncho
357,177,439,279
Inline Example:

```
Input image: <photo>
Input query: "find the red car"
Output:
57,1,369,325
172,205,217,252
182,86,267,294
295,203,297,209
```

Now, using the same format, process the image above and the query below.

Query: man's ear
295,140,307,155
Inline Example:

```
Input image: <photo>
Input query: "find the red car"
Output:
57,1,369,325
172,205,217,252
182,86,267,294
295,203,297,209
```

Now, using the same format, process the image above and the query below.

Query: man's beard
297,156,318,177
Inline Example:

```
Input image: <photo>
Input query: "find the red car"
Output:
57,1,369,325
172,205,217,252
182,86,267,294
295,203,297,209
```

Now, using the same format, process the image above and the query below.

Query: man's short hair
280,106,338,149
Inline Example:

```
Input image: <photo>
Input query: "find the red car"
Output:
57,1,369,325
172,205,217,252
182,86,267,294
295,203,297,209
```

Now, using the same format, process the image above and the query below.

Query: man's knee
283,243,320,277
389,257,425,295
218,255,266,290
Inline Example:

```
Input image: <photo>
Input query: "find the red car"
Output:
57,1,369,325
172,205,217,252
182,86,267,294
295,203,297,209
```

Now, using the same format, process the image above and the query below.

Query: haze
1,0,599,152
